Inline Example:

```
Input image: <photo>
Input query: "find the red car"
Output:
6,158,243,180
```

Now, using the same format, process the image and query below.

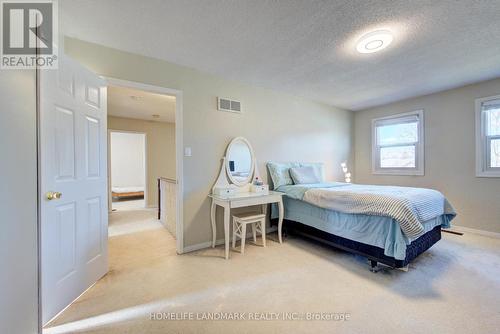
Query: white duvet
302,183,455,239
112,186,144,193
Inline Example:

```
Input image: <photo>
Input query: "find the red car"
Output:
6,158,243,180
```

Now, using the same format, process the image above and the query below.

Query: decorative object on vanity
250,183,269,194
253,176,263,186
249,176,268,193
210,137,283,259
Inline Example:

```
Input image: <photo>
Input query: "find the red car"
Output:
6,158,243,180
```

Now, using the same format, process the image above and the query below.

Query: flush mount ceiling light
356,30,393,54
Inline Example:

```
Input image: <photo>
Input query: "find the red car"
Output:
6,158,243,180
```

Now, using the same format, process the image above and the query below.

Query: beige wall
0,71,39,333
67,38,353,248
354,78,500,233
108,116,176,207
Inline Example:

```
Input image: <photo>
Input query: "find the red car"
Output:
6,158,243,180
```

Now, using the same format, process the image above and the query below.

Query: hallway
108,201,161,237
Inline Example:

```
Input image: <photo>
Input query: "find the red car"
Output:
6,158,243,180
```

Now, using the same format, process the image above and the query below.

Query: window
372,110,424,175
476,95,500,177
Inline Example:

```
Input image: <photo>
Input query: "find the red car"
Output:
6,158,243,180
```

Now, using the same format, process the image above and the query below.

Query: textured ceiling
61,0,500,111
108,85,176,123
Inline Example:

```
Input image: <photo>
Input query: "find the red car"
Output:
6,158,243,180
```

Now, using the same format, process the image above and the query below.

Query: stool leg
261,219,266,247
240,223,247,254
252,223,257,243
232,221,237,249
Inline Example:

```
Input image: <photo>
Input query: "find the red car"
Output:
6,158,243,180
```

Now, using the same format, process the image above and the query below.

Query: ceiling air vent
218,97,242,114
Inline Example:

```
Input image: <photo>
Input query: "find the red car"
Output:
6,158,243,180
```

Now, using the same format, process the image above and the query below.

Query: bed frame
271,218,442,271
112,191,144,199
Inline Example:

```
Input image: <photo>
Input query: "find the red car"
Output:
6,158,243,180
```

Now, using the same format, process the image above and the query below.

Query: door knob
46,191,62,200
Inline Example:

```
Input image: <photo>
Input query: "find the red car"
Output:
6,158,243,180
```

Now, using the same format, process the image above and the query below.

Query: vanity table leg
224,204,230,259
261,204,268,241
277,198,284,244
210,201,216,248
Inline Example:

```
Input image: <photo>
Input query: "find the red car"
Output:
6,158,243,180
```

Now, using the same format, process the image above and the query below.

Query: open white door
40,55,108,324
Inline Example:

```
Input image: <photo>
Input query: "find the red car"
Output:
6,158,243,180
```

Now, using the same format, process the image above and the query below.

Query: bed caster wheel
398,265,409,272
369,260,379,273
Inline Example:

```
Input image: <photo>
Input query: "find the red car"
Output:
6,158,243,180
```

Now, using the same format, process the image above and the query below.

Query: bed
267,162,456,271
111,186,145,199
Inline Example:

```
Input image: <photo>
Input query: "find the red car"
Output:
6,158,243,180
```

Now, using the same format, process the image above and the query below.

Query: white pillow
299,162,325,182
289,166,321,184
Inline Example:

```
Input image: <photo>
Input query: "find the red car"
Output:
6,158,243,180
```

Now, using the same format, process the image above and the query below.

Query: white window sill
372,169,424,176
476,170,500,178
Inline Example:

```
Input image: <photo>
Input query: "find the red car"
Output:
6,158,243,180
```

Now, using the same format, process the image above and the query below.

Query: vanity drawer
213,187,237,196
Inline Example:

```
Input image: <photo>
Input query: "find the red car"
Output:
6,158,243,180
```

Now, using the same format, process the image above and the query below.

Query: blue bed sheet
272,183,451,260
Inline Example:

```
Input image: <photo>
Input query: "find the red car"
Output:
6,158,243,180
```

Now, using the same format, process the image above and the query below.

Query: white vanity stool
232,212,266,254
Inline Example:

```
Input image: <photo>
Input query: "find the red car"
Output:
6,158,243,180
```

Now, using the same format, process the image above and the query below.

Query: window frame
475,94,500,177
371,110,424,176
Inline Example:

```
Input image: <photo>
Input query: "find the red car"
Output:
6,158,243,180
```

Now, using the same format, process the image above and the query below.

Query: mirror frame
225,137,255,187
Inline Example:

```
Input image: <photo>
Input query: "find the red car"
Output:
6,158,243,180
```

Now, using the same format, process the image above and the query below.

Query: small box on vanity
250,184,269,194
213,186,237,197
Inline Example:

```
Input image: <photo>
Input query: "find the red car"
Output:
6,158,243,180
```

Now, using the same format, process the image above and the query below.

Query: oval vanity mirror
226,137,255,186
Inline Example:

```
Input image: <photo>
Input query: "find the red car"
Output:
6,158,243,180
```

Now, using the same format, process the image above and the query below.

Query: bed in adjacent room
267,162,456,271
111,186,145,199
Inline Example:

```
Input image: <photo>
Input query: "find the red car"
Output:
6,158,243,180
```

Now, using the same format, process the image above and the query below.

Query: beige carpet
108,206,161,237
44,214,500,334
111,199,145,211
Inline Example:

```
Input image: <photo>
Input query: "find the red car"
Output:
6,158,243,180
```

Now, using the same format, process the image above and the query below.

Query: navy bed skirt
273,219,442,268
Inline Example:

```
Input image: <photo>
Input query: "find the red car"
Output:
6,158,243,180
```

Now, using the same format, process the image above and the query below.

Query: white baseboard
449,225,500,239
182,225,500,253
182,226,278,254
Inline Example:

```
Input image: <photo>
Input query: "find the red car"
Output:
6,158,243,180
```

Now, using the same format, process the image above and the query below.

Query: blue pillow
266,162,300,188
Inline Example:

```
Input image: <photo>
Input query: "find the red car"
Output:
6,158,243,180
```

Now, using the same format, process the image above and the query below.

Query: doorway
104,78,184,255
106,83,177,240
109,131,147,211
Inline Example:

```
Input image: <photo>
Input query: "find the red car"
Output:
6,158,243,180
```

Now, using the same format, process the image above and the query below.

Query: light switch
184,147,192,157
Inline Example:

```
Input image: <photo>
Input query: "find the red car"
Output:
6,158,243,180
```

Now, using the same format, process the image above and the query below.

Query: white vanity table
209,137,284,259
209,191,284,259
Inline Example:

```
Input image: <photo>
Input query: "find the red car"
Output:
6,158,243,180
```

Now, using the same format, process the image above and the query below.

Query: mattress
272,196,451,260
112,186,144,194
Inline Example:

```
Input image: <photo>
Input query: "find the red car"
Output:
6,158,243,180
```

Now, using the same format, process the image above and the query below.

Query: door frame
108,130,148,210
105,77,184,254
